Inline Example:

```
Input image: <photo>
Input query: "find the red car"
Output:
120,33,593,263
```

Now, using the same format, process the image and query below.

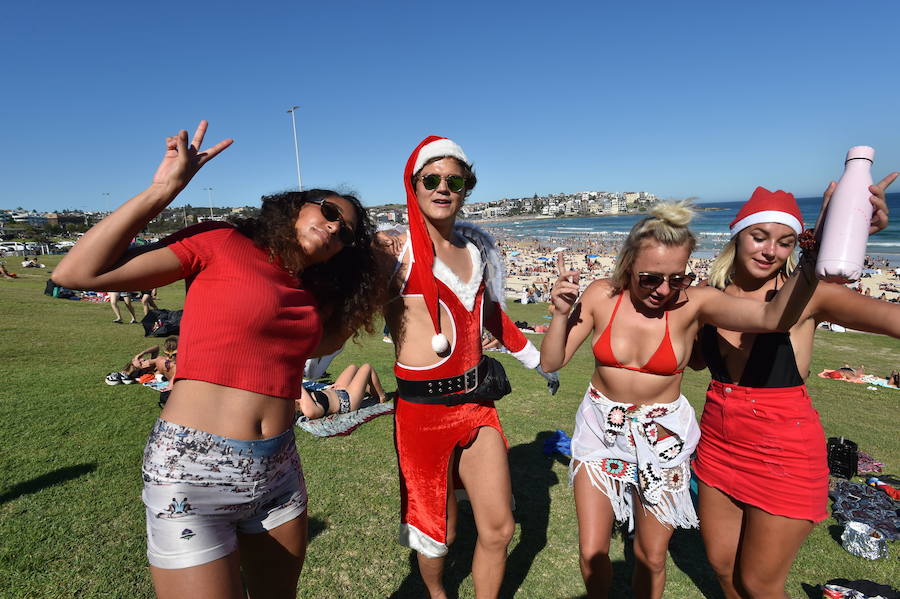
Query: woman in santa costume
694,179,898,599
379,136,557,599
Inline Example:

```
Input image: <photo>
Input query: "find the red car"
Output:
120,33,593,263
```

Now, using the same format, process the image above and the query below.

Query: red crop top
592,292,683,376
162,222,322,399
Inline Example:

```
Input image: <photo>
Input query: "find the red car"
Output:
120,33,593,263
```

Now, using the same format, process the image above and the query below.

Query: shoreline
472,206,726,225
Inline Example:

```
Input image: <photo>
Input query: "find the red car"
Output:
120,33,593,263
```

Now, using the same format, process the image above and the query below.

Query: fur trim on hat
413,138,470,176
729,186,804,237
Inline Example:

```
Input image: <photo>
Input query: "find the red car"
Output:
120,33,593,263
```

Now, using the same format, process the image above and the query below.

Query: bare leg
367,367,387,402
122,294,138,323
333,364,359,388
572,464,615,599
630,493,676,599
698,481,746,599
330,364,386,410
418,457,458,599
457,427,515,599
109,293,123,322
734,506,814,599
238,513,308,599
150,552,244,599
141,293,158,316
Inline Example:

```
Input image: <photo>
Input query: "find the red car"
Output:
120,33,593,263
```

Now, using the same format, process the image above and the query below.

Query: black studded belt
396,359,487,405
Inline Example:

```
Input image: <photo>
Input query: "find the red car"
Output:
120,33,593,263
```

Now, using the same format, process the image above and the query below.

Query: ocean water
484,193,900,262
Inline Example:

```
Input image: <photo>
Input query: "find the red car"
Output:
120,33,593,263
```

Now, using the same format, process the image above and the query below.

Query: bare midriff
589,365,684,408
160,379,296,440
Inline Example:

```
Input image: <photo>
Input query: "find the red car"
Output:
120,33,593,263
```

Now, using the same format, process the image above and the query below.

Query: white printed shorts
142,418,307,569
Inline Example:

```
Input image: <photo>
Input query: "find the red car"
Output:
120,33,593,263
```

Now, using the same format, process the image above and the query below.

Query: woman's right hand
550,254,581,315
150,121,233,196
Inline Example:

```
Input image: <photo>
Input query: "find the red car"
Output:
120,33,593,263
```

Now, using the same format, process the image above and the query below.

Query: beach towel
818,370,900,390
295,397,394,438
294,380,394,437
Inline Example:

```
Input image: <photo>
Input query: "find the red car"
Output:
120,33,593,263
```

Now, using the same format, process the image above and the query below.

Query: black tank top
700,324,804,388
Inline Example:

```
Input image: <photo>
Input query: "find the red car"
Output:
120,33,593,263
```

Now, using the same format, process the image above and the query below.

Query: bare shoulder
684,284,721,302
580,278,617,306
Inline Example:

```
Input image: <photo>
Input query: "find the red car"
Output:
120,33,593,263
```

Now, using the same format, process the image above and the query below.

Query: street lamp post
101,192,111,215
286,106,303,190
203,187,214,219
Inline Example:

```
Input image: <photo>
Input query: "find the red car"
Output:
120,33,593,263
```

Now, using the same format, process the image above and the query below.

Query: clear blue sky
3,0,899,212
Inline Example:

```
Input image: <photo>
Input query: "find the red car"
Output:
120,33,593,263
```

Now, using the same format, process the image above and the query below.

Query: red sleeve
160,222,236,278
484,301,528,352
484,301,540,368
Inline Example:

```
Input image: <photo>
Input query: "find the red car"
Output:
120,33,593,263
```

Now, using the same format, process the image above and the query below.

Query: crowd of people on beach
50,121,900,599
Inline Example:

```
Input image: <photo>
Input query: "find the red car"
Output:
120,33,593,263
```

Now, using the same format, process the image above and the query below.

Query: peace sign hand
151,121,233,195
550,253,580,315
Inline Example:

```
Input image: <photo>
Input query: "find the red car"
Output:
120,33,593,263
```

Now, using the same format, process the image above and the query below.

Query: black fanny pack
397,356,512,405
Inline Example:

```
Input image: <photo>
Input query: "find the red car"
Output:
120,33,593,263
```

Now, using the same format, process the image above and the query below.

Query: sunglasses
419,173,467,193
636,272,696,290
308,199,356,247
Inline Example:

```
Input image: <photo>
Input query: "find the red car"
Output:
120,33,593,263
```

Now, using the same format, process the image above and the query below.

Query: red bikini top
592,292,683,376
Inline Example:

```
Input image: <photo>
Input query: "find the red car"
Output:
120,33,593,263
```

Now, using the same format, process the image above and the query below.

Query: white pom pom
431,333,450,353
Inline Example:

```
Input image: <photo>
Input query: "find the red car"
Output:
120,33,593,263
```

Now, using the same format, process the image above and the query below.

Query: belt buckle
464,365,478,394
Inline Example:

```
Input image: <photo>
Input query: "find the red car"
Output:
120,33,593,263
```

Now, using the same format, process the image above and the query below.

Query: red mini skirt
693,380,829,522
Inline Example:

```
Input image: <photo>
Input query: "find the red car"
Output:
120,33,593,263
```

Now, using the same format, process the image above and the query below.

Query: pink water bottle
815,146,875,283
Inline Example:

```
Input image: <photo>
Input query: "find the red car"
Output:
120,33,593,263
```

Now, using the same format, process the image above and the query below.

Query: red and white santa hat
729,186,804,237
403,136,472,354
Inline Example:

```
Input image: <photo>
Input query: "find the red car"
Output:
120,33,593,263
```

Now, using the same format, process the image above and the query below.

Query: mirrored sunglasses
637,272,696,290
420,173,466,193
309,199,356,247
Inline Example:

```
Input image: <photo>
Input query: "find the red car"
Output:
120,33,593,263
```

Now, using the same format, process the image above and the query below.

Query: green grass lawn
1,256,898,598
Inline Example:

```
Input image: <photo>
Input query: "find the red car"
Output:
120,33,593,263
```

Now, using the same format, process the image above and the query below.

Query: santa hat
404,136,472,354
729,186,804,237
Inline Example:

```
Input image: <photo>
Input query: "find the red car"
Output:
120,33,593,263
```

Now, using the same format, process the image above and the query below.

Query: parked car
0,242,26,253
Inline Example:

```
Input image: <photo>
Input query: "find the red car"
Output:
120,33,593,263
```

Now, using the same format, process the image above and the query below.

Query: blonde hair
610,201,697,293
707,233,798,290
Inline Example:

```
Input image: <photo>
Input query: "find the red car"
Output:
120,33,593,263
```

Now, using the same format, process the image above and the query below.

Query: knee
705,549,736,581
632,542,667,575
737,571,780,598
579,538,611,572
478,518,515,551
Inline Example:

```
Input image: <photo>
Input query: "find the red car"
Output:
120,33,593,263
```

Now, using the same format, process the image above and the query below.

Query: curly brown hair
231,189,384,341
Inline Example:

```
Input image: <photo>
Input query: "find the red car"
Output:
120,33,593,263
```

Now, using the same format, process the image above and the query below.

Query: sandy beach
494,233,900,305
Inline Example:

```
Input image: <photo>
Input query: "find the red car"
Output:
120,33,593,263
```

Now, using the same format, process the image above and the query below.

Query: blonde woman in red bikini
541,201,820,599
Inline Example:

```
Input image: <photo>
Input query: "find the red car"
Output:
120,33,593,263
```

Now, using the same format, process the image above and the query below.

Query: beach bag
141,309,183,337
827,437,858,479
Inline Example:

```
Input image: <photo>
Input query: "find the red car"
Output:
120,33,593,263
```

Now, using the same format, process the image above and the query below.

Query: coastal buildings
368,189,659,224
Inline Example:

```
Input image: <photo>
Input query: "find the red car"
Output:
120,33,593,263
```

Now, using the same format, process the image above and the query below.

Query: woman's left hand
868,172,898,234
151,121,233,195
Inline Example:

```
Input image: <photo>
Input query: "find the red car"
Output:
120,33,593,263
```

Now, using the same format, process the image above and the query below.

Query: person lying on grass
106,336,178,385
296,363,388,419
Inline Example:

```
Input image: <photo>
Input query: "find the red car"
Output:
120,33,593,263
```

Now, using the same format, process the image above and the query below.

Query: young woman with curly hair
540,201,821,599
693,180,897,599
53,121,382,599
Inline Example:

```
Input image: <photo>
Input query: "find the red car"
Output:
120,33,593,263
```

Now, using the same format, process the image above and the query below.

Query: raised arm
809,279,900,338
697,255,819,333
53,122,232,291
539,269,597,372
